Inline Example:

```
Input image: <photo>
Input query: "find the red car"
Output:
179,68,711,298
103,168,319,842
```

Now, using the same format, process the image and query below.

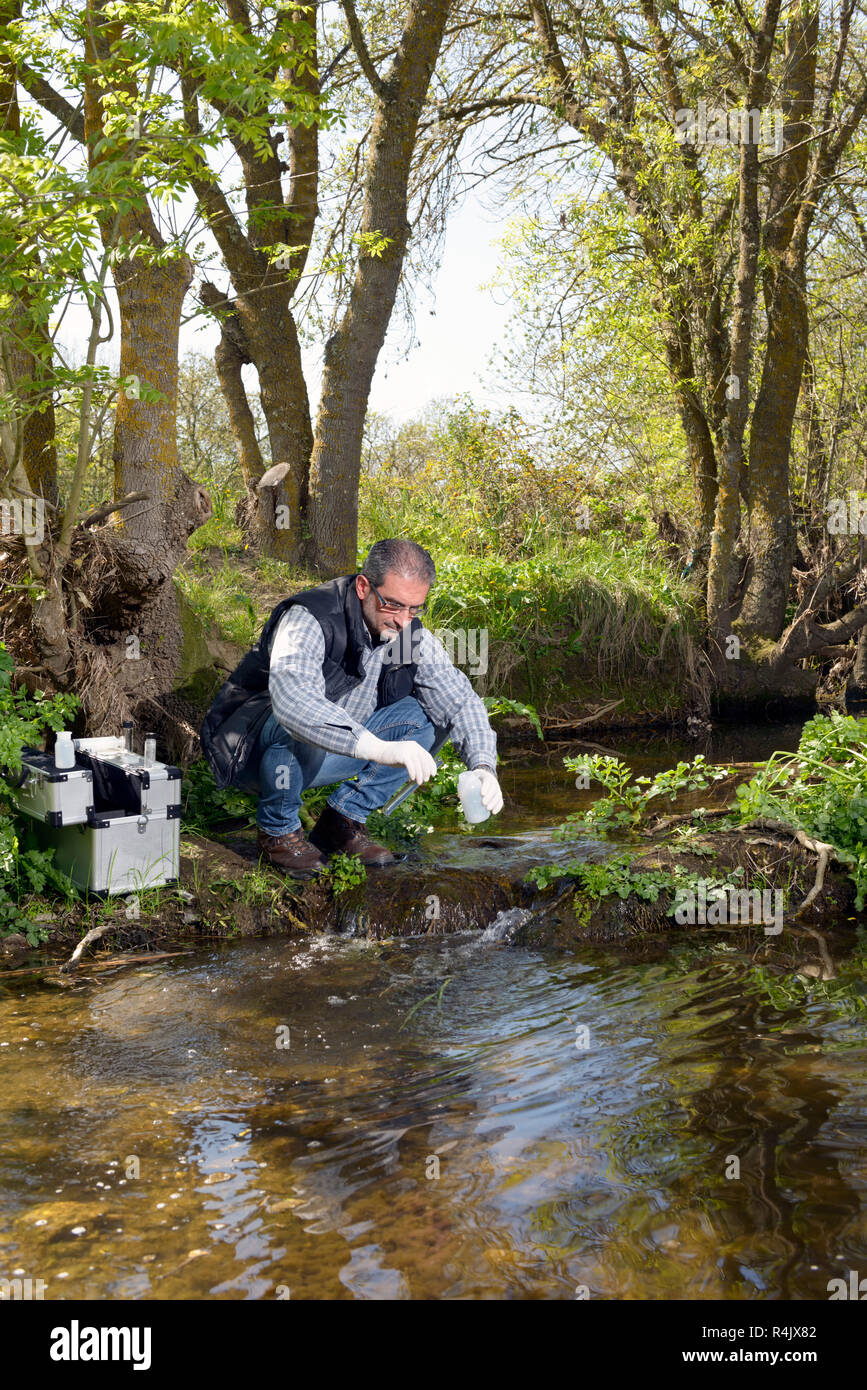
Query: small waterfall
479,907,534,944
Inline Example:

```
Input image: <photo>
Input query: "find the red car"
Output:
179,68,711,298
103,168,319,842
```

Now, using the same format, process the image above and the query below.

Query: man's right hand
354,730,437,785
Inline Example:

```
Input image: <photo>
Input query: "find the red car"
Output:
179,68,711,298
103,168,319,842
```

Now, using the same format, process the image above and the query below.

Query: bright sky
177,191,515,425
359,200,515,421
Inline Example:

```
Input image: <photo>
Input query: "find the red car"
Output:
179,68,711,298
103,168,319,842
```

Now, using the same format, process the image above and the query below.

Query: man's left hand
475,768,504,814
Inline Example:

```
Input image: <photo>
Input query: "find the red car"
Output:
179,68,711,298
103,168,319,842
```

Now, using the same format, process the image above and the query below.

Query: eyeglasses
368,580,426,617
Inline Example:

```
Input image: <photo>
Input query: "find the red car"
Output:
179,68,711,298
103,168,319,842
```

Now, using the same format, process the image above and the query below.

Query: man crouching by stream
200,539,504,876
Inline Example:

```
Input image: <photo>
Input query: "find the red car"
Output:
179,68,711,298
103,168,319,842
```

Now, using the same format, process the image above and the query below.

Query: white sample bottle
54,731,76,770
457,770,490,824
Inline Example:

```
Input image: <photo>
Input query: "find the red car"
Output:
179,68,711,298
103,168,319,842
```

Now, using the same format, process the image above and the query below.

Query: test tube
143,734,156,767
122,721,134,757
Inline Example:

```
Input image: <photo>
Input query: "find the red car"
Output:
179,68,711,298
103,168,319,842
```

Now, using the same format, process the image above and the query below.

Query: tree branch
16,64,85,143
341,0,385,98
78,490,150,529
179,74,267,284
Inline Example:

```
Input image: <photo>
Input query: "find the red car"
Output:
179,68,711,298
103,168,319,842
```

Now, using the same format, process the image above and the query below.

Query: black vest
200,574,422,790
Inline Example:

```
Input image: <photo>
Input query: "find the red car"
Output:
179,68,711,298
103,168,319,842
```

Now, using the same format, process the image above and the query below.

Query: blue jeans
252,695,437,836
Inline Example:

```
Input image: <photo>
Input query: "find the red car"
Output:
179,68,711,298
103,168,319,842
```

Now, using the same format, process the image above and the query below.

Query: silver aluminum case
45,806,180,896
127,764,182,816
13,750,94,827
73,737,182,816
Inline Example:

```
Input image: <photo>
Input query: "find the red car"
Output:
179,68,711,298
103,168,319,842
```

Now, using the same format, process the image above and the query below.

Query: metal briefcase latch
137,814,148,834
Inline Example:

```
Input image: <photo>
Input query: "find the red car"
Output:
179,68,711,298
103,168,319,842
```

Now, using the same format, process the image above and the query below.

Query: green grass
178,519,320,652
186,513,247,557
415,535,703,713
176,464,705,721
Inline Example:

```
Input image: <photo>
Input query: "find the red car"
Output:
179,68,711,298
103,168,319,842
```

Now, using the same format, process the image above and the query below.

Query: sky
352,199,516,421
175,191,517,426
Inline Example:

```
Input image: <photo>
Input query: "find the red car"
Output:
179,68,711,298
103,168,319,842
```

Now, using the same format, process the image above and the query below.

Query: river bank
4,720,864,989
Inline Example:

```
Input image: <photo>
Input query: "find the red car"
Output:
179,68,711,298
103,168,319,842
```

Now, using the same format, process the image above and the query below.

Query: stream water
2,721,866,1300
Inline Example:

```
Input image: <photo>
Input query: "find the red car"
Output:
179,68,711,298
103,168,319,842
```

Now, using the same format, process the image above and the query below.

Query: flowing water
2,722,866,1300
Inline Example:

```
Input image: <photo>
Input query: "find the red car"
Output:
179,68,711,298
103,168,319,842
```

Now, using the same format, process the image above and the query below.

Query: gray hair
361,538,436,589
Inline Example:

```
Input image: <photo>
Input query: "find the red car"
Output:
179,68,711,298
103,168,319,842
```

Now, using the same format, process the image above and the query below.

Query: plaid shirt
268,605,497,771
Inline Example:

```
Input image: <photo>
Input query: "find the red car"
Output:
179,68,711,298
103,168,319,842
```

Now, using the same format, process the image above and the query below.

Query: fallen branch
61,922,115,972
78,491,151,529
544,698,624,733
79,949,192,970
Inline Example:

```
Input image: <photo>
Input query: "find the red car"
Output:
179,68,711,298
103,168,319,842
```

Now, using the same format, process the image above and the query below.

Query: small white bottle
54,731,76,770
143,733,156,767
457,770,490,824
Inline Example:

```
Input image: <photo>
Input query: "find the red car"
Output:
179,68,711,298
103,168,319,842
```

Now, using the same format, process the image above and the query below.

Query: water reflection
1,932,866,1299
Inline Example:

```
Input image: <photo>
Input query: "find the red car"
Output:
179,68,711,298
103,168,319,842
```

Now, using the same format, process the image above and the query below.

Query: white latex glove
354,729,437,786
475,768,504,814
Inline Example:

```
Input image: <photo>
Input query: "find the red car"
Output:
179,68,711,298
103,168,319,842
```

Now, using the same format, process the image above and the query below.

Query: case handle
0,763,29,789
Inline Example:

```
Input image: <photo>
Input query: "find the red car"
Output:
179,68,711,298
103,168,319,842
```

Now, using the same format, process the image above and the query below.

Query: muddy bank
3,813,863,987
0,826,565,976
514,828,862,968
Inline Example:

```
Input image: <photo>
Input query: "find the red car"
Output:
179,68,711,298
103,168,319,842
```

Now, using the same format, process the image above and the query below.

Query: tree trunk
180,3,319,564
202,289,265,496
736,257,806,639
108,250,211,692
800,352,833,548
307,0,453,575
0,315,59,509
113,254,195,550
0,0,58,509
76,2,211,706
852,623,867,696
707,123,763,649
234,293,312,560
736,2,817,641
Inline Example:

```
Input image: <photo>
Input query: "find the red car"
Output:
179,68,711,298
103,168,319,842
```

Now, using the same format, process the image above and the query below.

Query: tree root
740,818,836,915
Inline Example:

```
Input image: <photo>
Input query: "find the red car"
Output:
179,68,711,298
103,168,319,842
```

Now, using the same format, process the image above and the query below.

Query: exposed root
740,817,837,915
794,846,831,914
61,922,115,973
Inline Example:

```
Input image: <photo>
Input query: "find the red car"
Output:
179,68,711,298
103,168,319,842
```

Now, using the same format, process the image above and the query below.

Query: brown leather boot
257,827,328,877
308,804,396,866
